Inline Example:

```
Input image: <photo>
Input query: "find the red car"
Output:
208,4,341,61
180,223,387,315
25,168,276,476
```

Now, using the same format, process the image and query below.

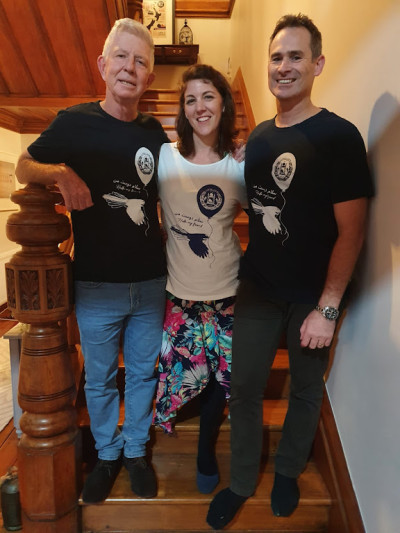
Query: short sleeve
329,122,374,204
28,109,73,164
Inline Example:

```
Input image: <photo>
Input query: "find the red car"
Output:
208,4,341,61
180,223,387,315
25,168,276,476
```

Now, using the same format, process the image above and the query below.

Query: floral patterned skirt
153,291,235,433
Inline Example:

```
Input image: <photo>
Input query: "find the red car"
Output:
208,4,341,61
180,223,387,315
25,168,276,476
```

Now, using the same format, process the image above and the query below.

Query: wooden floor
0,309,20,531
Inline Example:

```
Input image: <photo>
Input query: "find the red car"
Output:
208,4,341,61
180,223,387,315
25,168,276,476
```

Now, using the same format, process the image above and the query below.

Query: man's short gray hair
102,18,155,69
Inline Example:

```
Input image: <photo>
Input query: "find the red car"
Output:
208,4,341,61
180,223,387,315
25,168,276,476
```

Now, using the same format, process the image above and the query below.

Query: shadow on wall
358,93,400,346
351,92,400,304
326,92,400,378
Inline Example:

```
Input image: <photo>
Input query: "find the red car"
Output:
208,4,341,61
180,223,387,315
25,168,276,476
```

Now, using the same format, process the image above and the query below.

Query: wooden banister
5,183,80,533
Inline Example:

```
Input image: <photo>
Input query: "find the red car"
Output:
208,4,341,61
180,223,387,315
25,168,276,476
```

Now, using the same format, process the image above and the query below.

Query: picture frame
142,0,175,45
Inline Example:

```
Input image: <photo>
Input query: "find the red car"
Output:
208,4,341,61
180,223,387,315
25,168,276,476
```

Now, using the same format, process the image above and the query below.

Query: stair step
78,398,287,462
143,89,180,100
139,101,179,112
116,349,290,400
77,398,288,432
77,398,288,433
80,455,330,532
151,397,287,457
77,350,290,460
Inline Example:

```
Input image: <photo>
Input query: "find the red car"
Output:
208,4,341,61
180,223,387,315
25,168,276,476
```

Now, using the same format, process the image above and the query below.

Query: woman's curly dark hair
176,64,238,159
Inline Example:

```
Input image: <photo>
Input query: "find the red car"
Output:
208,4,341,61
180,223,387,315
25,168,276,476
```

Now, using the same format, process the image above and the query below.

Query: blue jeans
75,277,166,461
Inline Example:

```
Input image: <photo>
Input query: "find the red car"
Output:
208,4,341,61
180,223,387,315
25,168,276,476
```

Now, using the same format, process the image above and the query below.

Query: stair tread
81,456,330,532
81,454,330,504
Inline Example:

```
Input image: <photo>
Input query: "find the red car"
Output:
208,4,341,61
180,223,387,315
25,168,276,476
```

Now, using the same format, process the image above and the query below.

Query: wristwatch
315,305,339,321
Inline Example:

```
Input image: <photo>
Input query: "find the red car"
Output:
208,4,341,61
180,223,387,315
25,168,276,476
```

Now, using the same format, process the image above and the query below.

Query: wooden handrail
5,183,80,533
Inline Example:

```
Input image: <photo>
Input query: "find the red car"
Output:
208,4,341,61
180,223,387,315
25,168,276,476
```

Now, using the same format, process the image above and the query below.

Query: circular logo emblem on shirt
135,147,154,186
197,184,225,219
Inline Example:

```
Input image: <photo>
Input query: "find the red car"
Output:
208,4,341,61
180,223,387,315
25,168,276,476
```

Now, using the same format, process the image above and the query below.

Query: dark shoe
207,487,247,530
123,455,157,498
196,469,219,494
82,457,122,504
271,472,300,517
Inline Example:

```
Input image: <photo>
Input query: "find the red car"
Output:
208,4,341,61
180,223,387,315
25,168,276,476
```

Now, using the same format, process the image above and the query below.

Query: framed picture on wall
142,0,175,45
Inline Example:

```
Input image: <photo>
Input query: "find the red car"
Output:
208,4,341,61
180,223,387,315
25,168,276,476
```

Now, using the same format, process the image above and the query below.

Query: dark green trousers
229,278,330,497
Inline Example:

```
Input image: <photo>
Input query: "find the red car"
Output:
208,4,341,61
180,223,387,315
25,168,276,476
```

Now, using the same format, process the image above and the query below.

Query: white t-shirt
158,142,247,300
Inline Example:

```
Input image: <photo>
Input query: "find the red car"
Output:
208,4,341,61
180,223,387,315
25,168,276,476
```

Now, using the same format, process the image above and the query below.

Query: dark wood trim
0,89,180,107
175,0,235,18
105,0,128,21
0,96,103,106
313,391,365,533
155,44,199,65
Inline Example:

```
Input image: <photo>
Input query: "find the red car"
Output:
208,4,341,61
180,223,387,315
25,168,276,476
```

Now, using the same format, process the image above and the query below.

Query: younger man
208,13,373,529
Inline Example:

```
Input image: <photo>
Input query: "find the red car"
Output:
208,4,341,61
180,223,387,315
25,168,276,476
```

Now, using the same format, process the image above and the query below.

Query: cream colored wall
0,128,25,302
20,134,39,153
229,1,400,532
153,17,232,89
0,132,40,302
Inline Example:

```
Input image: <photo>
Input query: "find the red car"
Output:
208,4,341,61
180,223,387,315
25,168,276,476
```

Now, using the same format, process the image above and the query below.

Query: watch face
324,307,339,320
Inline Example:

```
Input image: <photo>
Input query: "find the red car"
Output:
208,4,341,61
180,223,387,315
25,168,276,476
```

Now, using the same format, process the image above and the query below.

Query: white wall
229,1,400,532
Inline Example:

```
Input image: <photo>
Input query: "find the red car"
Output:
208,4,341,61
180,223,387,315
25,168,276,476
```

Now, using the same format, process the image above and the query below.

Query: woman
153,64,246,494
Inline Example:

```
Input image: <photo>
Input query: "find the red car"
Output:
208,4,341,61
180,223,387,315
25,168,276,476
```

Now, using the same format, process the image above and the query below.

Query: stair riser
139,103,179,112
80,427,283,462
82,503,329,532
151,427,282,456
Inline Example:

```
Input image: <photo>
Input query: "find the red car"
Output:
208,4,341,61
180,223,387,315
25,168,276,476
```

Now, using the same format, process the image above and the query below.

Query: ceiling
0,0,235,134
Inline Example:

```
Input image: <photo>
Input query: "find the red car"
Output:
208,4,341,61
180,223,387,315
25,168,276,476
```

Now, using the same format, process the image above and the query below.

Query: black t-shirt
240,108,374,303
28,101,169,282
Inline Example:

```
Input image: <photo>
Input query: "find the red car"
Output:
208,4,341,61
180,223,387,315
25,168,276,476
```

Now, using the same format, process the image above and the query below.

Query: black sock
197,376,226,475
207,487,247,530
271,472,300,517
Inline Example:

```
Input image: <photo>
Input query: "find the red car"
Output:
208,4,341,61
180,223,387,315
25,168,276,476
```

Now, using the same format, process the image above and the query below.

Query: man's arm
16,150,93,212
300,197,368,349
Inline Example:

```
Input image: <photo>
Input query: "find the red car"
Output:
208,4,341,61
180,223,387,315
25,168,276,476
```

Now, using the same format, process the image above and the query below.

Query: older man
16,18,169,503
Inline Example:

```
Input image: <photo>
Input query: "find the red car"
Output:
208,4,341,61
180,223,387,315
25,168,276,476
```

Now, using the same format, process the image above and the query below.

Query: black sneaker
82,457,122,504
123,455,157,498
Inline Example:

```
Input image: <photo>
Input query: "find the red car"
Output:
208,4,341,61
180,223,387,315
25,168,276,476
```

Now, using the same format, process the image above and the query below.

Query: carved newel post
5,183,80,533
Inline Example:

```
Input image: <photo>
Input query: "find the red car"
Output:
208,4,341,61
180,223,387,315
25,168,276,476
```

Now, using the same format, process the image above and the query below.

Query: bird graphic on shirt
251,198,282,234
103,192,145,225
170,225,209,258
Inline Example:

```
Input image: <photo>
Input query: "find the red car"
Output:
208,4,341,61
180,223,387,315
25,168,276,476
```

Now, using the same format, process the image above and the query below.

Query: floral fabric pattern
153,291,235,433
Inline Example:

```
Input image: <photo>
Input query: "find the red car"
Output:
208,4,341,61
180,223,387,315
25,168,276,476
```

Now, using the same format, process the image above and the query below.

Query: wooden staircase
76,348,332,532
